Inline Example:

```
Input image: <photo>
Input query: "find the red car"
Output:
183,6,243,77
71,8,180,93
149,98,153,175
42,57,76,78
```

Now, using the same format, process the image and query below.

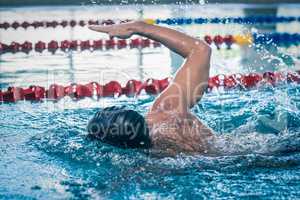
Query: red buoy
11,21,20,29
141,39,150,48
0,43,7,52
92,40,103,50
274,72,285,82
241,73,262,88
85,82,103,97
208,75,222,90
287,72,300,83
65,84,93,99
70,20,77,27
48,40,59,53
158,77,170,91
105,39,116,49
130,39,140,48
88,20,97,25
46,84,65,100
80,40,91,50
117,39,127,49
9,42,21,53
122,80,143,96
102,19,114,25
79,20,86,27
204,35,213,45
0,90,3,102
223,35,234,49
35,41,46,52
23,86,45,101
263,72,276,85
61,40,70,51
224,75,237,89
32,21,44,28
0,22,10,29
213,35,224,49
21,21,31,29
21,41,33,53
103,81,122,97
60,20,68,28
144,79,161,95
46,21,59,28
152,41,161,48
69,40,78,50
3,87,24,102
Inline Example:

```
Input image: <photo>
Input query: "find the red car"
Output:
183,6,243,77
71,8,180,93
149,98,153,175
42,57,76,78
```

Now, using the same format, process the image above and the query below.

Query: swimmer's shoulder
146,110,213,155
146,107,202,126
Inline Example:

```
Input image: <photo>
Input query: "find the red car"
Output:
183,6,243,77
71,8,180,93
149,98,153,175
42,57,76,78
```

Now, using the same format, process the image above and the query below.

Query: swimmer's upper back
146,111,214,156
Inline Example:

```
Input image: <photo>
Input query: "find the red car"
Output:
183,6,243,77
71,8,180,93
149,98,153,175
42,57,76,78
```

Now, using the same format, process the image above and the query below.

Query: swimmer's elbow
193,40,211,56
190,41,211,70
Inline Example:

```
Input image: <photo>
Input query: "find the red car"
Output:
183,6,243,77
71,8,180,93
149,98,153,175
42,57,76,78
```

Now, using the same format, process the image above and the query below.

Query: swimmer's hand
88,21,144,39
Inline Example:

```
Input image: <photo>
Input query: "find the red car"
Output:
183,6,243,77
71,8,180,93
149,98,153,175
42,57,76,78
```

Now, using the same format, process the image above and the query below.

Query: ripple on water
1,84,300,199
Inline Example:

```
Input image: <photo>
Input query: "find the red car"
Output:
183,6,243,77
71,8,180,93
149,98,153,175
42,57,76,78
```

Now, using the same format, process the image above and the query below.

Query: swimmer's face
87,106,151,148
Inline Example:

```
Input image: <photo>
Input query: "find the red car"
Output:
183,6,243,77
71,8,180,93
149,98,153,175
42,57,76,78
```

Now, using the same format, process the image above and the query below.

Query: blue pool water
1,4,300,200
1,84,300,199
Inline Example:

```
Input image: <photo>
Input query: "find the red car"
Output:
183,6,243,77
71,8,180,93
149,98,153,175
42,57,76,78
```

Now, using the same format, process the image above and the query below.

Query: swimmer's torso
146,111,215,156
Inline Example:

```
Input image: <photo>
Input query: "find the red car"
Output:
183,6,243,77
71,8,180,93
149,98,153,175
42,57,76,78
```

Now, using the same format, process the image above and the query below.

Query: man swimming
87,20,215,156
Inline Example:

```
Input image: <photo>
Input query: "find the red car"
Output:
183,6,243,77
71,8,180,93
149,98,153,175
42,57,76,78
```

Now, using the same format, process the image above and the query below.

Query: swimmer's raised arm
89,21,211,114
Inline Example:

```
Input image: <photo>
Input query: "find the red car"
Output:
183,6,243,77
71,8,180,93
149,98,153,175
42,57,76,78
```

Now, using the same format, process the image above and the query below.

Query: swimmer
87,20,215,156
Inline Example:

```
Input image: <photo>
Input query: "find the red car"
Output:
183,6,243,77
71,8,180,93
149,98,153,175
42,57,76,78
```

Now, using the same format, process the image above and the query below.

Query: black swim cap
87,106,151,148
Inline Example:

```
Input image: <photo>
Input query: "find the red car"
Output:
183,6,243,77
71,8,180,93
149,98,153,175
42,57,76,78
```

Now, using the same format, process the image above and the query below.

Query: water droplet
198,0,206,5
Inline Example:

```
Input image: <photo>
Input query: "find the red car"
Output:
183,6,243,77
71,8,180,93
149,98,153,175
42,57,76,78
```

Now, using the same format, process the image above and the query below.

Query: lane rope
1,70,300,103
1,33,299,54
0,38,162,54
1,16,299,29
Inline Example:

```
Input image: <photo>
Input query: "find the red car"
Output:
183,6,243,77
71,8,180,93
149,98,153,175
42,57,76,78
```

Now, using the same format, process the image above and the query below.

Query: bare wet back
146,112,214,156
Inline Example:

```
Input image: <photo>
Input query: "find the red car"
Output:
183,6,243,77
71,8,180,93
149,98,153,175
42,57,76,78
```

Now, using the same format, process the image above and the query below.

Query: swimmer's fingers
88,25,111,34
89,25,134,39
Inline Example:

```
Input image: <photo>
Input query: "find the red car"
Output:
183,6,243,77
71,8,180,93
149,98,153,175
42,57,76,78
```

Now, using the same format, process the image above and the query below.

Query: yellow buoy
233,34,253,46
144,19,156,25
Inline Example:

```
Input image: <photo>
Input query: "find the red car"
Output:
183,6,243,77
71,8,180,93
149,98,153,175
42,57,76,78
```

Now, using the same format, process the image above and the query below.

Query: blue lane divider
253,33,300,46
1,16,300,30
156,16,300,25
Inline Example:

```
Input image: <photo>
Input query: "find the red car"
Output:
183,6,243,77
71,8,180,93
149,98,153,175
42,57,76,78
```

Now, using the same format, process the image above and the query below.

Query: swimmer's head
87,106,151,148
